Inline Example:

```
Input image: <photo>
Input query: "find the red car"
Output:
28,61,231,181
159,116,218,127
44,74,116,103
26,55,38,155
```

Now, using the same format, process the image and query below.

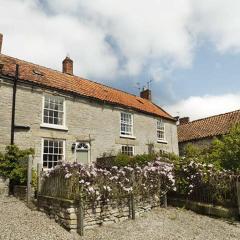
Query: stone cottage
178,110,240,155
0,34,178,168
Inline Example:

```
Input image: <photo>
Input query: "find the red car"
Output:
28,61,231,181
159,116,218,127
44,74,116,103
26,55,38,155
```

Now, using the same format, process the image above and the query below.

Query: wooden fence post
37,163,43,193
160,177,167,208
236,178,240,216
77,192,84,236
37,163,43,210
128,196,132,218
27,155,33,206
130,193,135,220
163,193,167,208
160,192,167,208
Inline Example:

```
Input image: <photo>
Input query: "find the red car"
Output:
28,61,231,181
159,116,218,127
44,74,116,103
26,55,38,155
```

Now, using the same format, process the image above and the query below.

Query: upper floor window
157,119,165,141
120,112,133,136
43,95,64,126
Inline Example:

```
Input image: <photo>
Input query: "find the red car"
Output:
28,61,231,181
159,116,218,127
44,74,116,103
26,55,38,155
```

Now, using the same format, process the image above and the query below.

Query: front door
76,150,88,165
75,142,90,165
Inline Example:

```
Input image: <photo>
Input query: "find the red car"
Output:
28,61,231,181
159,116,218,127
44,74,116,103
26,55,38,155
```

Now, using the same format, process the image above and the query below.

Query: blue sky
113,41,240,103
0,0,240,120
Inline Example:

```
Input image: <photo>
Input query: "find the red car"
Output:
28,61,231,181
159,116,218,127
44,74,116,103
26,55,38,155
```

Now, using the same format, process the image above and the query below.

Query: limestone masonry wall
0,79,178,167
38,195,160,231
0,176,9,197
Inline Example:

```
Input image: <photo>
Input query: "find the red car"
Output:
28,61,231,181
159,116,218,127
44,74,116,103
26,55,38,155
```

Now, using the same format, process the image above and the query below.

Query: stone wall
0,78,178,168
0,176,9,197
13,185,27,200
38,195,160,232
179,137,214,156
169,197,239,220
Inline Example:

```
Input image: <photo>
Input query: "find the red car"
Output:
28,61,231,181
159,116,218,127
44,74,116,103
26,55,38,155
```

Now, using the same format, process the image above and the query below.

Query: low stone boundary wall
169,197,239,220
13,185,27,200
0,176,9,197
38,195,161,232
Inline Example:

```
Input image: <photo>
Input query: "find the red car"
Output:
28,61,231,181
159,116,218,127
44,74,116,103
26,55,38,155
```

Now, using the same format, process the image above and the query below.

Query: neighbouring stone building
0,33,178,168
177,110,240,155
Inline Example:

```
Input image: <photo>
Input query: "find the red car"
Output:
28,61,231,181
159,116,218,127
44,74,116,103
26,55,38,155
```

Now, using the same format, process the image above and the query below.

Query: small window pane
120,113,133,136
157,119,165,140
43,95,64,126
121,145,134,156
43,139,64,168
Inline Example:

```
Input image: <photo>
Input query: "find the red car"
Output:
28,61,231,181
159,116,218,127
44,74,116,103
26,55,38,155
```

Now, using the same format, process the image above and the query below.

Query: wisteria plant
41,158,175,204
173,158,239,207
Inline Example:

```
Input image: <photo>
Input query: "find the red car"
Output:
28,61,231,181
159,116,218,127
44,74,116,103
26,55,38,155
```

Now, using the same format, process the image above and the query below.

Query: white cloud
0,0,194,81
1,0,240,83
0,0,118,79
191,0,240,53
165,94,240,120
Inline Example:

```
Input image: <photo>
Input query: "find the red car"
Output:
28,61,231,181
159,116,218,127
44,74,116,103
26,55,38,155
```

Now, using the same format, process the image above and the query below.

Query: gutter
10,64,19,145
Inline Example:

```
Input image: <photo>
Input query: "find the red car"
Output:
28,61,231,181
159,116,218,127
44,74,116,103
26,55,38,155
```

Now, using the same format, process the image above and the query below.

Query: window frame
157,119,166,142
121,145,134,156
41,138,65,169
120,112,134,138
41,94,67,130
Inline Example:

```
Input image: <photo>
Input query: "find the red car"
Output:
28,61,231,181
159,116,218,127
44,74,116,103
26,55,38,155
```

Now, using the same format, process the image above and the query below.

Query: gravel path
0,196,73,240
0,196,239,240
83,208,240,240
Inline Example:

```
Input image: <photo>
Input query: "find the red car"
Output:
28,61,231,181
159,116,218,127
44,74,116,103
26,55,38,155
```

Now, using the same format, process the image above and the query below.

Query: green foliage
31,169,37,188
131,153,157,166
111,153,158,168
184,144,204,159
181,123,240,171
208,123,240,171
113,153,131,167
0,145,34,185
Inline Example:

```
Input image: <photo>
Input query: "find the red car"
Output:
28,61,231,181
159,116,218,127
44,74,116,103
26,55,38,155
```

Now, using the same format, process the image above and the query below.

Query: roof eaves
0,73,174,120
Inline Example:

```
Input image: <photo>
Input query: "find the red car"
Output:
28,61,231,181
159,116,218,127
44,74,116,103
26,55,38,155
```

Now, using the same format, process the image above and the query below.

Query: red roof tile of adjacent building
0,54,175,121
178,110,240,143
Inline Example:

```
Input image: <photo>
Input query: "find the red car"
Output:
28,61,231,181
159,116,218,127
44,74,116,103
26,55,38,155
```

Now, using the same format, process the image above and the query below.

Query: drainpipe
10,64,19,145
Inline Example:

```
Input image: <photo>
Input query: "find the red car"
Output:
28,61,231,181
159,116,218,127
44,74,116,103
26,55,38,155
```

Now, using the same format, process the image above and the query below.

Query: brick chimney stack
179,117,190,125
62,56,73,75
0,33,3,54
140,88,152,101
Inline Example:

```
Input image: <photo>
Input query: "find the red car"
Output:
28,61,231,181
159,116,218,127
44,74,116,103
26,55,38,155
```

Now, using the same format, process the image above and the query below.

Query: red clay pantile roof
0,54,174,121
178,110,240,142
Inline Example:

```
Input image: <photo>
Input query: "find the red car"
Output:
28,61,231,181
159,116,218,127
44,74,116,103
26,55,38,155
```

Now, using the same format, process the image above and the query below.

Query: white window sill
40,123,68,131
157,139,168,144
120,135,136,140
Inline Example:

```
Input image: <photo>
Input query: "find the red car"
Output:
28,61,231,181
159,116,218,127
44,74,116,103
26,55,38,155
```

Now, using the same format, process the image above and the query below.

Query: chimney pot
140,89,152,101
0,33,3,54
62,56,73,75
179,117,190,125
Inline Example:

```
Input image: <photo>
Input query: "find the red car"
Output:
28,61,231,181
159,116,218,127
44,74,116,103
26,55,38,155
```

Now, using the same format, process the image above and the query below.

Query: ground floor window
42,139,64,168
121,145,134,156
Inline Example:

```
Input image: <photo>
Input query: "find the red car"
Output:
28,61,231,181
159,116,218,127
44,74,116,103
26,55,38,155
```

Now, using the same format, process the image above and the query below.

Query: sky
0,0,240,120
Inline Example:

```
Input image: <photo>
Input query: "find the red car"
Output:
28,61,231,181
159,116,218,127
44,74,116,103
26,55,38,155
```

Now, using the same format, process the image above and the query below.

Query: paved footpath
0,196,240,240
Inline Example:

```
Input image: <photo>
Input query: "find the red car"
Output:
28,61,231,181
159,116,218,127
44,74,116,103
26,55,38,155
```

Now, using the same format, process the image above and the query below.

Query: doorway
75,142,90,165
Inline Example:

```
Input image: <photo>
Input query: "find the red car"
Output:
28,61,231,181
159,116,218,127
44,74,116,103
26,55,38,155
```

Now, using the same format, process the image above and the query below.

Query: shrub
208,123,240,171
181,124,240,172
0,145,34,185
170,157,238,207
132,153,157,166
96,153,159,169
114,153,131,167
